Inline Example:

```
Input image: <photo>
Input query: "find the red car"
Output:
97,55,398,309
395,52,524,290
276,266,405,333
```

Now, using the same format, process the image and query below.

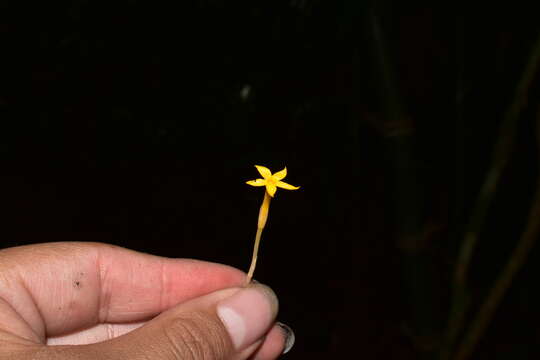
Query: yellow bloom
246,165,300,197
244,164,300,284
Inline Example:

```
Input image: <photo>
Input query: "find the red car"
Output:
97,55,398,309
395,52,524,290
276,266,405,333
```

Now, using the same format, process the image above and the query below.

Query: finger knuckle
163,312,230,360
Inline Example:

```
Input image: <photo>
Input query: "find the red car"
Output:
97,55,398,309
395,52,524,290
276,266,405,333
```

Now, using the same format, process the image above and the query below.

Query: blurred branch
443,31,540,359
439,15,466,360
453,103,540,360
454,31,540,294
368,4,441,354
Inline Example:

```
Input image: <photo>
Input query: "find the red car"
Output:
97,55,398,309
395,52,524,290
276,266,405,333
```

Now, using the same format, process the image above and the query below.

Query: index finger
0,242,245,341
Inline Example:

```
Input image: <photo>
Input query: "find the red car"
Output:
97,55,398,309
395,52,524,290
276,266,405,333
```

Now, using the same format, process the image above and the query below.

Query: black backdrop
2,1,540,359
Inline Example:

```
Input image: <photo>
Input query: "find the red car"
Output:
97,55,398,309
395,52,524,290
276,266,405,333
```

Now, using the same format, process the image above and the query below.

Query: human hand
0,242,294,359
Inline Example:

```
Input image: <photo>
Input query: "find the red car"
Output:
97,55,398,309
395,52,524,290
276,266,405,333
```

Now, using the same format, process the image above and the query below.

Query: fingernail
277,322,295,354
217,284,279,350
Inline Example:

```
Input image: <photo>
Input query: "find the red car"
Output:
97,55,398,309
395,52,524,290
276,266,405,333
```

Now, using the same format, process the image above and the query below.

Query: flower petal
255,165,272,179
276,181,300,190
246,179,266,187
273,167,287,181
266,183,277,197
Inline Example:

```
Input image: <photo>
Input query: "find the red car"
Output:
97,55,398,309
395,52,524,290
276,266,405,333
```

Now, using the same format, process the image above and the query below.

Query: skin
0,242,285,359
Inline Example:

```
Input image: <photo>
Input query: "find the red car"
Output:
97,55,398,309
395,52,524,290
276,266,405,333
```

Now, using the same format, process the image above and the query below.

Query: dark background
1,1,540,359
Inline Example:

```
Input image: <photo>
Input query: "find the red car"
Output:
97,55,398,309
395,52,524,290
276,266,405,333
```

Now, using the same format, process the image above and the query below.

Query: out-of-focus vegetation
1,1,540,358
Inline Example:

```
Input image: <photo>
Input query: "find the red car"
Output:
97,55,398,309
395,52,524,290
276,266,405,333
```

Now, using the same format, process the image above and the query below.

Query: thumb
98,284,278,360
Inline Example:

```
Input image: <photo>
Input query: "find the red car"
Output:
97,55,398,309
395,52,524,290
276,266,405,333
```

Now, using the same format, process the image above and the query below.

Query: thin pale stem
246,227,263,284
246,191,271,284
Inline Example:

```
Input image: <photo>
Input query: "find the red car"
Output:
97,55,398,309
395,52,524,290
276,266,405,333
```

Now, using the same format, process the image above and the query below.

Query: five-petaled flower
246,165,300,197
244,164,300,284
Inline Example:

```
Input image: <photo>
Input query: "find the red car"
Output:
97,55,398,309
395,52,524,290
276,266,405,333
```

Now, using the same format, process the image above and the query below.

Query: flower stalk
246,191,271,284
245,165,299,284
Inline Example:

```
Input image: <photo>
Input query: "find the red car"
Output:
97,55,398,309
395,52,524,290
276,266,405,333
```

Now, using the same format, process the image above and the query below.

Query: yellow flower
244,164,300,284
246,165,300,197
